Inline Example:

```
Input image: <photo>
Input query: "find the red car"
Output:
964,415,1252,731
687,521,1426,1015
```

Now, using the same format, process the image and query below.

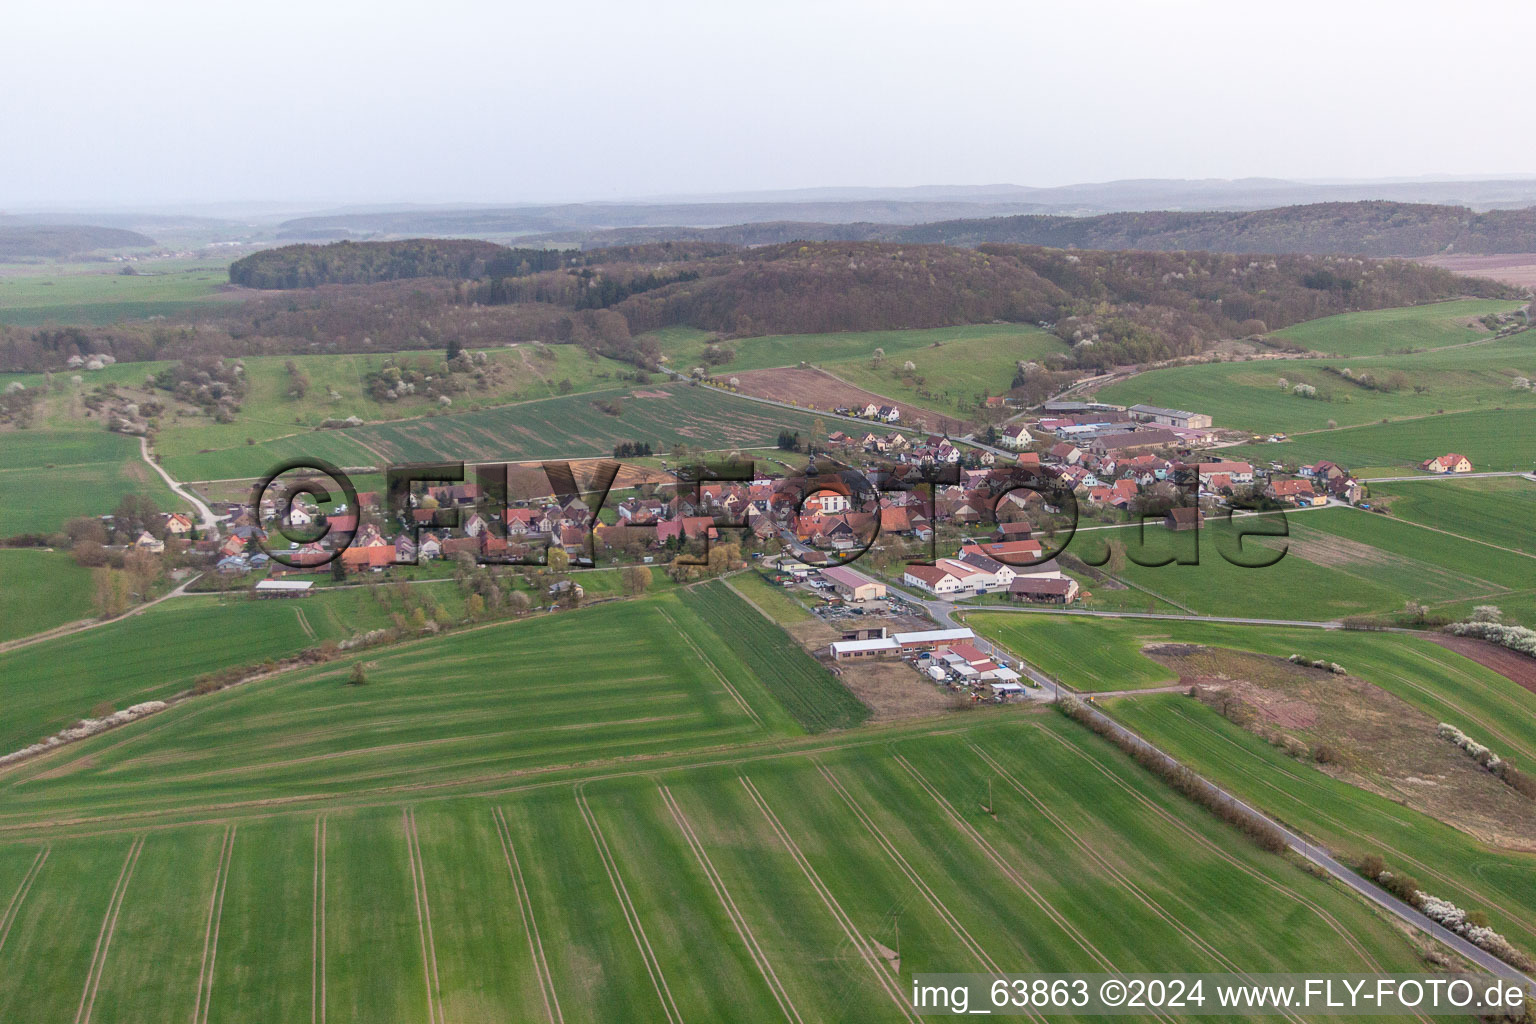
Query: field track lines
657,784,804,1024
75,834,145,1024
967,745,1315,1024
890,753,1117,972
738,775,919,1023
192,824,237,1024
655,606,761,727
1163,705,1532,931
0,845,48,954
574,785,685,1024
1036,725,1389,973
313,815,327,1024
491,806,564,1024
810,764,1007,977
403,808,446,1024
294,606,317,640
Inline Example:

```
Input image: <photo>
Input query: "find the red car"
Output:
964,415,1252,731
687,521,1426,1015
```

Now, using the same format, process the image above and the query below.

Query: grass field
1113,695,1536,958
1226,408,1536,476
0,427,185,535
0,713,1436,1021
158,382,842,482
1097,318,1536,437
0,260,234,326
1060,508,1536,623
1271,299,1525,356
1367,477,1536,555
0,549,95,643
728,571,814,624
649,323,1067,417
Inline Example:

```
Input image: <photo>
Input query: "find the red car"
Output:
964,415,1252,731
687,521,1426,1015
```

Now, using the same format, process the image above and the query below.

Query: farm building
1008,576,1080,604
1266,478,1326,507
1090,429,1181,454
819,566,886,602
253,579,314,598
892,627,976,652
828,637,899,660
1197,461,1254,487
1128,404,1213,429
1164,506,1204,532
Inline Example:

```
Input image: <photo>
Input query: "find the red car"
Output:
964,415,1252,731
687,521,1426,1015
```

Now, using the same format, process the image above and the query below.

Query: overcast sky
4,0,1535,207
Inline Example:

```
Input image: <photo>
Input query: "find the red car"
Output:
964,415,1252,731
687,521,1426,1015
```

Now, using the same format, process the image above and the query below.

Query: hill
0,224,155,260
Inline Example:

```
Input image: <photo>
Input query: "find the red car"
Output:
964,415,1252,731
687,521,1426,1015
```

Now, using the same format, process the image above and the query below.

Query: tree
348,663,369,686
1403,600,1428,624
446,338,465,361
546,546,570,572
465,593,485,620
331,556,347,581
92,568,131,618
507,591,531,616
409,607,428,630
621,565,651,596
1470,604,1503,624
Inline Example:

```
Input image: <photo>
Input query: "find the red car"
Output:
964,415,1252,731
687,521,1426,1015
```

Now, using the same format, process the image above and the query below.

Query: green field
0,712,1436,1021
964,612,1180,691
1059,508,1536,623
0,549,96,643
1272,299,1526,356
1114,695,1536,958
1227,409,1536,477
0,427,185,535
649,323,1067,417
0,261,233,326
1097,317,1536,437
727,571,814,624
158,382,843,482
1367,477,1536,554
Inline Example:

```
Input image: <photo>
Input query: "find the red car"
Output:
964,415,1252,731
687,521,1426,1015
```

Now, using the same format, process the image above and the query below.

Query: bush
349,663,369,686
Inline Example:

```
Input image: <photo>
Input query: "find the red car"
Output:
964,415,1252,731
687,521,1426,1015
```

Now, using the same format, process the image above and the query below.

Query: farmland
1270,299,1525,356
1096,326,1536,437
1367,476,1536,554
1113,695,1536,958
0,713,1436,1021
0,260,235,326
0,427,185,535
0,549,95,643
1226,408,1536,476
652,323,1066,419
1058,508,1536,623
158,382,837,482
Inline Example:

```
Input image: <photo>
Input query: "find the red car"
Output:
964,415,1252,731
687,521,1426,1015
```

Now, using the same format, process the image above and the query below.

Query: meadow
0,260,234,326
1096,322,1536,436
1225,408,1536,477
0,426,184,535
0,549,96,643
1058,508,1536,623
0,714,1436,1022
159,382,841,482
1366,476,1536,555
1270,299,1525,356
649,323,1067,417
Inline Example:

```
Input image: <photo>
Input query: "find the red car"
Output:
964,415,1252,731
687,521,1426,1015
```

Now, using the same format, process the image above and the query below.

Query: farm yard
0,715,1436,1023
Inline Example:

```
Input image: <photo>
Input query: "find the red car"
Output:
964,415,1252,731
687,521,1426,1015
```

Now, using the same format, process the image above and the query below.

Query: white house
999,423,1032,449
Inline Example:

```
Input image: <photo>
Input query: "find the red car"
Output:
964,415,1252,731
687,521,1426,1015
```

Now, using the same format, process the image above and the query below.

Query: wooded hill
527,201,1536,258
2,239,1513,373
0,225,155,261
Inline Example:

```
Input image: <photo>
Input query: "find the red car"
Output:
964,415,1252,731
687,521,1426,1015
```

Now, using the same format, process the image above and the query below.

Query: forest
0,239,1516,374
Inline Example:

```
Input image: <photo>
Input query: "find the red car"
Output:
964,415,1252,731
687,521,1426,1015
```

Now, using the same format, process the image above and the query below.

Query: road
885,579,1534,991
140,436,223,534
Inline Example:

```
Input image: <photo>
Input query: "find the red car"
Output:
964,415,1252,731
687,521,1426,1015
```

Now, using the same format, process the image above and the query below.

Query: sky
4,0,1535,207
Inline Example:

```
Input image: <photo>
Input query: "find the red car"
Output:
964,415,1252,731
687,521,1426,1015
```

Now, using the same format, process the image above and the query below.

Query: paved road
1360,470,1536,484
888,580,1534,989
140,436,223,533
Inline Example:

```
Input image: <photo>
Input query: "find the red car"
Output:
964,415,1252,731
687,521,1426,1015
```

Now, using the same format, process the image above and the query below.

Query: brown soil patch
1417,253,1536,291
1147,645,1536,851
1428,634,1536,696
729,367,966,435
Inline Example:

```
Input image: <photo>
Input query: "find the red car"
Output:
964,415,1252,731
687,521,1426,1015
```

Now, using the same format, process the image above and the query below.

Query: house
992,521,1033,542
1265,478,1325,507
999,423,1032,450
1164,506,1204,532
163,513,194,536
341,545,396,571
1047,442,1082,465
902,561,983,596
1197,461,1254,487
134,530,165,553
877,405,901,423
1420,453,1473,474
1128,404,1213,429
820,566,886,602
